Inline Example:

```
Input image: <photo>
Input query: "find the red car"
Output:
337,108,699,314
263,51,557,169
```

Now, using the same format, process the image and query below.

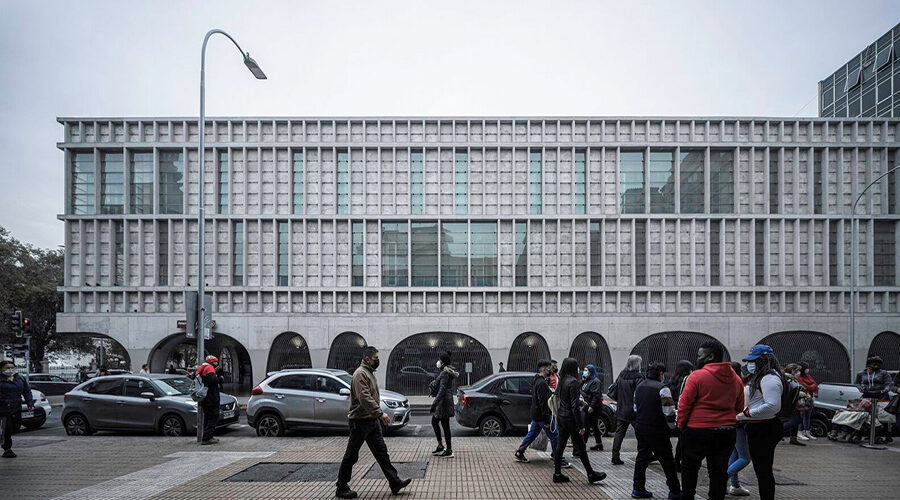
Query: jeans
517,419,559,453
727,426,750,487
553,416,596,476
200,403,219,442
633,424,680,494
583,408,603,446
745,418,782,500
799,408,812,431
431,416,451,450
782,411,801,437
1,410,22,451
612,418,634,458
680,426,736,500
338,418,401,488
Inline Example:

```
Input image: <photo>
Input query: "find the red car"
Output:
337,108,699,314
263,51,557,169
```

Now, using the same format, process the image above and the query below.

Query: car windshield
154,377,193,396
337,374,352,386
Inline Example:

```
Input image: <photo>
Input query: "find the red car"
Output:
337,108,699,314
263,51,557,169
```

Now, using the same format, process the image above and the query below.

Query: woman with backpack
552,358,607,485
577,364,605,454
781,363,811,446
429,351,458,458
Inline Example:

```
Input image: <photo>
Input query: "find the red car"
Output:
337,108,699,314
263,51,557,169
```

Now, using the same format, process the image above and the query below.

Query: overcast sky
1,0,898,249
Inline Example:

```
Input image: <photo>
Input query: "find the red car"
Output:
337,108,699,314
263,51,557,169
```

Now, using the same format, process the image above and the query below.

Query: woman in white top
736,344,783,500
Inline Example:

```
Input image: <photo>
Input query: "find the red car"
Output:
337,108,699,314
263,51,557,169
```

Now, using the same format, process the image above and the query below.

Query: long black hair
559,357,580,385
667,359,693,389
748,353,782,398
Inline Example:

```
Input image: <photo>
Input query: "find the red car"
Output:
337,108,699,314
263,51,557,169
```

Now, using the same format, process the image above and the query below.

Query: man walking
677,341,745,500
611,355,644,465
194,355,223,445
631,363,681,499
514,359,570,468
336,346,411,499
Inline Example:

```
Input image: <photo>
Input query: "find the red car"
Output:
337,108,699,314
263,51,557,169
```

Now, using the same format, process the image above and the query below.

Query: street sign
465,362,473,373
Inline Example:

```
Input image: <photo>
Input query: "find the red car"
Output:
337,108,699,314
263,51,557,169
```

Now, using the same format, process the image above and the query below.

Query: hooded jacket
613,369,645,422
0,373,34,412
430,365,460,419
580,365,604,410
676,361,745,429
349,360,383,420
530,373,553,423
194,363,221,408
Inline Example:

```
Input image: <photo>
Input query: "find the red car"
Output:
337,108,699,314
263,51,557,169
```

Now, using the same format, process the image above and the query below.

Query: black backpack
776,374,800,419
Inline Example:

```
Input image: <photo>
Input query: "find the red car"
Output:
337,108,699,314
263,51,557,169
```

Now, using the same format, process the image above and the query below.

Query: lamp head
243,53,267,79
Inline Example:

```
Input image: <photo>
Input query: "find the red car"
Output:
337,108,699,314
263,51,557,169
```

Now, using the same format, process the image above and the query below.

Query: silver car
20,389,52,430
61,374,239,436
247,368,410,437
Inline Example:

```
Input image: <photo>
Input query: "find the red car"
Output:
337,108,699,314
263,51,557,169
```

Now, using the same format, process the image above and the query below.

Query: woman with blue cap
736,344,783,500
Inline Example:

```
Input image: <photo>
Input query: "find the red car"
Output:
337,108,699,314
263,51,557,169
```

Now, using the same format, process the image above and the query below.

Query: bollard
860,397,886,450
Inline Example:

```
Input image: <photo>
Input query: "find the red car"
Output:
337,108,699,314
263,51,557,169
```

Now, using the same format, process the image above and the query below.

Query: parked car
20,389,52,430
26,373,79,396
247,368,410,437
454,371,616,437
61,374,239,436
813,382,899,437
86,369,132,379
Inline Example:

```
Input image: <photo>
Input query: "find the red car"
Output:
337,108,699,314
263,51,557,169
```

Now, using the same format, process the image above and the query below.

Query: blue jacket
0,373,34,411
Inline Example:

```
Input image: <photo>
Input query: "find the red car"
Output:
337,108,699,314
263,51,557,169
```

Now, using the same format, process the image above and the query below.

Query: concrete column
127,348,151,372
248,349,268,386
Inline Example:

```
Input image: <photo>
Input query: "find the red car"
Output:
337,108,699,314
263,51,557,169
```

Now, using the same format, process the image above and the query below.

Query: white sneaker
796,432,809,441
728,484,751,496
805,430,817,440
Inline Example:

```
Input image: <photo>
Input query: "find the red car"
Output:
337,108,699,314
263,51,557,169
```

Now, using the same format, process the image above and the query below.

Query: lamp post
196,29,266,442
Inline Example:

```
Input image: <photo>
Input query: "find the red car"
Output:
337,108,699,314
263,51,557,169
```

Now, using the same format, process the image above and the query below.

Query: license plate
22,411,34,419
223,410,235,419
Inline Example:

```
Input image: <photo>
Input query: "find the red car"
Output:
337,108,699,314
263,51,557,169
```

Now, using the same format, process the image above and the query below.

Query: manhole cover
225,462,341,482
364,461,428,480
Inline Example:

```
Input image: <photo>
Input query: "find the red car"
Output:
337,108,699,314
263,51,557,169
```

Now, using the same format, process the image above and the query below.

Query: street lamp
196,29,266,442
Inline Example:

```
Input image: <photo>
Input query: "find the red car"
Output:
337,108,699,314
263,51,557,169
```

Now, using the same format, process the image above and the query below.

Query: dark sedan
26,374,79,396
61,374,239,437
454,372,616,437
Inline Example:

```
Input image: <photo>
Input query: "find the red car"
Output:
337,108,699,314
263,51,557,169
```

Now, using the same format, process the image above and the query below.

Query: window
769,149,780,214
411,151,424,214
114,222,124,286
411,222,438,286
158,150,184,214
574,151,586,214
874,221,896,286
515,222,527,287
875,45,893,70
499,377,531,395
470,222,497,286
829,221,839,286
889,156,897,214
590,221,601,286
455,151,468,214
381,222,408,287
316,376,346,394
278,222,289,286
131,151,153,214
100,152,124,214
352,222,364,286
755,220,765,286
271,374,315,391
813,150,823,214
679,150,704,213
86,378,122,395
123,378,155,398
649,151,674,213
72,152,95,215
292,151,304,215
218,151,228,214
157,221,168,286
620,151,645,214
233,222,244,286
710,150,734,213
634,220,646,286
337,151,349,214
845,66,862,92
710,220,721,286
441,222,467,286
529,151,542,214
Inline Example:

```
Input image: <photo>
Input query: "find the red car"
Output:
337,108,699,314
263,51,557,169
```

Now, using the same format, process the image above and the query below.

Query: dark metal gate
507,332,552,372
266,332,312,373
868,331,900,371
327,331,368,374
568,331,614,388
630,331,730,377
758,331,850,383
387,332,492,395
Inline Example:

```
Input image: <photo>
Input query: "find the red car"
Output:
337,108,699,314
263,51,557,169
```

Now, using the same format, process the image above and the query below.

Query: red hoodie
797,374,818,397
677,362,745,429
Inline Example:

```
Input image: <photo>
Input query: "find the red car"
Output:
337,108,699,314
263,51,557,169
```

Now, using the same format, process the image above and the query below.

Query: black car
454,371,616,437
26,373,79,396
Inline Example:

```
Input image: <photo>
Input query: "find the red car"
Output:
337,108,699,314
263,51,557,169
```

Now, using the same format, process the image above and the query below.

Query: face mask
551,367,558,374
747,363,757,374
695,355,710,369
793,372,801,377
2,369,14,377
370,358,380,370
436,361,442,369
803,369,809,375
582,370,589,378
741,365,750,376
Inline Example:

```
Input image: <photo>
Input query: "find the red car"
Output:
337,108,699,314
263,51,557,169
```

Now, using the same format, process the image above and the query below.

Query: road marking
52,451,274,500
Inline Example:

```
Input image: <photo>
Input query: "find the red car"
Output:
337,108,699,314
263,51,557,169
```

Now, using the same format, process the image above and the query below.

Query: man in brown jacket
336,346,411,498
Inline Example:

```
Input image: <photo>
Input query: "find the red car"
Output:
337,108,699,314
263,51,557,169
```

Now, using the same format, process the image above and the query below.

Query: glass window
829,221,839,285
529,151,542,215
874,221,896,286
649,151,674,213
634,220,646,286
130,151,153,214
292,151,304,215
470,222,497,286
154,377,192,395
455,151,468,215
158,221,168,286
114,222,124,286
352,222,364,286
316,376,345,394
620,151,645,214
441,222,468,286
875,45,893,70
410,151,424,214
271,374,315,391
411,222,438,286
769,149,779,214
381,222,408,287
278,222,289,286
218,151,228,215
100,152,124,214
337,151,349,214
679,150,704,213
574,151,586,214
845,66,862,92
158,150,184,214
515,222,527,287
813,150,823,214
72,152,95,215
590,221,601,286
709,150,734,213
710,220,721,286
755,220,765,286
86,378,122,395
499,377,531,395
123,378,156,398
233,222,244,286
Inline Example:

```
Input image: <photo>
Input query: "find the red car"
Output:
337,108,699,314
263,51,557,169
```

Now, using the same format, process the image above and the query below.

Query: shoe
796,431,809,441
560,458,572,469
631,489,653,499
2,450,16,458
789,437,806,446
553,473,570,483
200,437,219,445
438,449,455,458
728,484,751,496
612,457,625,465
572,450,582,458
590,443,604,451
804,430,817,441
390,478,411,495
431,444,445,455
588,471,607,484
667,493,682,500
514,450,530,463
336,486,358,499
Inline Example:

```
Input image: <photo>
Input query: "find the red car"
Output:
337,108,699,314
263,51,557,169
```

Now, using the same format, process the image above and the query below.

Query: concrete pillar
248,349,268,386
310,348,329,369
127,348,151,372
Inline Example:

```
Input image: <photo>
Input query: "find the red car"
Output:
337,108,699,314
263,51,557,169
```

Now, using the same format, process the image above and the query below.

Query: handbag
885,394,900,415
528,426,550,451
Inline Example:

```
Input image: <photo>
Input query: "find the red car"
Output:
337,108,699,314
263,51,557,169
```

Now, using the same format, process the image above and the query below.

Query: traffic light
9,310,23,338
22,317,32,336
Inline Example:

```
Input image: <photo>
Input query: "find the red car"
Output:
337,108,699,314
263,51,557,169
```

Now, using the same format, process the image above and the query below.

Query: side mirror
140,392,156,400
339,388,351,396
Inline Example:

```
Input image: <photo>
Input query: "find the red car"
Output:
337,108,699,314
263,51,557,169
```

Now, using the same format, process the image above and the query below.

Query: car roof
265,368,350,378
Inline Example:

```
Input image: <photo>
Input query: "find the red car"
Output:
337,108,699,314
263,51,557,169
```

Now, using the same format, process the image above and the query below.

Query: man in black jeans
194,355,223,444
336,346,410,499
631,363,681,499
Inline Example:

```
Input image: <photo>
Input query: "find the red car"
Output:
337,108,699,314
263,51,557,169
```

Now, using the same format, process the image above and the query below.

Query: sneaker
590,443,604,451
438,449,455,458
389,478,411,495
612,457,625,465
431,444,445,455
796,432,809,441
514,450,530,463
560,458,572,469
588,471,607,484
200,437,219,445
804,430,817,441
728,484,751,496
572,450,582,458
631,489,653,499
2,450,16,458
553,473,570,483
789,437,806,446
335,486,358,499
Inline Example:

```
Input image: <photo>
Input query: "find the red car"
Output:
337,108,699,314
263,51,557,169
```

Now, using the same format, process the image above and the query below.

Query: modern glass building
56,117,900,393
819,22,900,118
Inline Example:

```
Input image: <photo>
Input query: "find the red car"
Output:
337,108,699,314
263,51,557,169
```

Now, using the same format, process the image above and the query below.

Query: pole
25,335,31,376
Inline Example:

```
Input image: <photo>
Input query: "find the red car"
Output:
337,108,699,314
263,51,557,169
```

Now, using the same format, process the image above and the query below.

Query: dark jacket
634,378,670,432
0,373,35,414
557,376,584,428
581,378,604,410
348,361,382,420
613,370,644,422
530,374,553,423
430,365,459,419
855,369,893,398
194,363,222,408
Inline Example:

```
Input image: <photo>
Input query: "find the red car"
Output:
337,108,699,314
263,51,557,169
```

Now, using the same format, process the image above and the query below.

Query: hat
439,351,451,366
205,355,219,364
743,344,774,361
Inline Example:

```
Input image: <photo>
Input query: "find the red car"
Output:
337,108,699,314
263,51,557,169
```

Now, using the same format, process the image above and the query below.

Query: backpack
190,372,208,402
776,374,800,419
429,376,440,397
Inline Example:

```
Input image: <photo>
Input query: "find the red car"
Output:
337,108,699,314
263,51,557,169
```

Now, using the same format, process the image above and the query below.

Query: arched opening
48,333,132,380
868,331,900,371
267,332,313,373
149,332,253,394
387,332,492,395
630,331,730,377
758,331,850,383
568,331,614,388
327,331,368,374
507,332,551,372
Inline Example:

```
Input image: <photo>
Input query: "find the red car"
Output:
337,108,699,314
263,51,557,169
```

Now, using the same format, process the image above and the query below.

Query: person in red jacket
795,361,818,441
676,341,745,500
194,355,223,445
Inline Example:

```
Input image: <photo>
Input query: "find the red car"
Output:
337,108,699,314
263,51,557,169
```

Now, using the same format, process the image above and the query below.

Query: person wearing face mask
1,360,34,458
578,364,604,453
854,356,893,399
610,354,644,465
736,345,783,500
795,362,818,441
548,359,559,391
780,363,809,446
515,359,570,469
194,355,223,445
631,363,681,500
429,351,459,458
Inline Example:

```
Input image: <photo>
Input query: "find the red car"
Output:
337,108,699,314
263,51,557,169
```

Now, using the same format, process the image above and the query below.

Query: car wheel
160,414,186,437
255,413,285,437
478,415,505,437
597,415,610,437
809,417,830,438
64,414,93,436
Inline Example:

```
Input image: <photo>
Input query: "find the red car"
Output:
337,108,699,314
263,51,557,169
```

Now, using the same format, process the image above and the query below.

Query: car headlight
383,399,401,409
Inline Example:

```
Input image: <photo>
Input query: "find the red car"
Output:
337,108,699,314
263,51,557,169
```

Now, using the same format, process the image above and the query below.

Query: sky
1,0,898,249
